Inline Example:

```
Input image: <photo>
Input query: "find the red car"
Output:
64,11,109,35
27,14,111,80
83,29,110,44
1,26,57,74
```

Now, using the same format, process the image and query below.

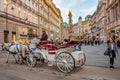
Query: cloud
79,6,97,20
53,0,85,23
53,0,97,23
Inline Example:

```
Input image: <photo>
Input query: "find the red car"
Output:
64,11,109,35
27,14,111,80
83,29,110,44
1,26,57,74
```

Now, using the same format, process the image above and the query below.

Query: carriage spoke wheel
56,52,75,73
26,54,37,67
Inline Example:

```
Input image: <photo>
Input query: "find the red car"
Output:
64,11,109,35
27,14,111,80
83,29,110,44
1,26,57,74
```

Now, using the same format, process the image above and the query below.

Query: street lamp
5,3,15,30
5,2,15,42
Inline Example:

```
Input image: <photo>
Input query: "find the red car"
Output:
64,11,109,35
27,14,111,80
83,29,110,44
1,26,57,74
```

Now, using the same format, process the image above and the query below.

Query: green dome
62,22,68,28
79,16,82,19
85,15,91,21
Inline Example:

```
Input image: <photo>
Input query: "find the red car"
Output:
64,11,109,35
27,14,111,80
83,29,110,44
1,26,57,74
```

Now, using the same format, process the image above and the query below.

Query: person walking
40,30,48,41
116,37,120,49
107,38,119,68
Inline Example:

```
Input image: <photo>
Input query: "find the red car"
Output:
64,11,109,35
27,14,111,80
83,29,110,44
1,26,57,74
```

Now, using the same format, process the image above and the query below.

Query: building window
4,4,7,12
12,33,16,42
28,13,30,20
4,0,8,12
32,14,34,22
116,4,118,20
4,0,8,4
24,0,26,3
18,8,21,17
24,11,26,18
12,4,15,15
119,0,120,19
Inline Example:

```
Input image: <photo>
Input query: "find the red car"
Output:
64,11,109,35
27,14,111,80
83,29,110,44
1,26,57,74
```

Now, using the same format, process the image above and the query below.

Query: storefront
18,27,28,44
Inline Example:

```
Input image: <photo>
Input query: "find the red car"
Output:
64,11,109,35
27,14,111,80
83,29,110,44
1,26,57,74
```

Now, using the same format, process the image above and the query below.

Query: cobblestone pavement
82,43,120,68
0,59,120,80
0,44,120,80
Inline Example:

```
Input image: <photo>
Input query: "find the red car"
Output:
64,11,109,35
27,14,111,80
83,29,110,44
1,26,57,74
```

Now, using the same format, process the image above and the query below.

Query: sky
53,0,98,23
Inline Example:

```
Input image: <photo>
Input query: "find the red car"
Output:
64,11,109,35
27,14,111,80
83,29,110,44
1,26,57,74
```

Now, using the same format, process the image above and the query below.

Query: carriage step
47,61,53,66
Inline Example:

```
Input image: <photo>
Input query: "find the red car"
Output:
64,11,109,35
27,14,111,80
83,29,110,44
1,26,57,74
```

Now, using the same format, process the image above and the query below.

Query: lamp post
5,2,14,42
6,3,14,29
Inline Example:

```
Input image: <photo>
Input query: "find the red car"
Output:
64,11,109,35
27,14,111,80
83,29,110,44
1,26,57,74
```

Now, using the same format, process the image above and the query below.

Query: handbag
104,48,110,56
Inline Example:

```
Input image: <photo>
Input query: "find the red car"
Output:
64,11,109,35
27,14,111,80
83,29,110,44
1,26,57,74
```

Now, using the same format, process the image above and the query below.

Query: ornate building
0,0,63,43
0,0,39,43
82,15,92,39
91,0,107,42
73,16,82,39
106,0,120,39
38,0,63,41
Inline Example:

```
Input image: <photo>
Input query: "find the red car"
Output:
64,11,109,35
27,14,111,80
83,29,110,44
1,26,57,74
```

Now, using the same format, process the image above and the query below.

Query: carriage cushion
37,41,80,54
38,44,58,54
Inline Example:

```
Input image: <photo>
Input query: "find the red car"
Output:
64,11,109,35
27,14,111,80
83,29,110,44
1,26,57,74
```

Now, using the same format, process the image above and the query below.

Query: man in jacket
40,30,48,41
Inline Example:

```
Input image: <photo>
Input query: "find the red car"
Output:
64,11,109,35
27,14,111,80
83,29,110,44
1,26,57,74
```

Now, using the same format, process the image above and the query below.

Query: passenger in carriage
40,30,48,41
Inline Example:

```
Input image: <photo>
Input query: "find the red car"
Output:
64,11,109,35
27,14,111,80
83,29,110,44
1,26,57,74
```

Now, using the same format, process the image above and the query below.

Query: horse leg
6,52,9,63
17,54,20,62
19,53,24,65
13,54,18,63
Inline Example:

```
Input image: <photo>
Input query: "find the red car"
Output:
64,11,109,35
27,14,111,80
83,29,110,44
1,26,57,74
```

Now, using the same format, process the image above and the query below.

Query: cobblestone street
82,43,120,68
0,44,120,80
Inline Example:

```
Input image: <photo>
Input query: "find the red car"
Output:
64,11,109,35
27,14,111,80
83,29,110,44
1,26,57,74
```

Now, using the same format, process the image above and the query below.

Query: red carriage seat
37,42,58,54
37,41,80,54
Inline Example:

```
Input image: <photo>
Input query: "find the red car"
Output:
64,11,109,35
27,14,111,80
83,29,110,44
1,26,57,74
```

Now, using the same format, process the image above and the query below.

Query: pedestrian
95,39,97,45
107,38,119,68
116,37,120,49
1,43,4,51
77,41,82,50
90,38,94,46
40,30,48,41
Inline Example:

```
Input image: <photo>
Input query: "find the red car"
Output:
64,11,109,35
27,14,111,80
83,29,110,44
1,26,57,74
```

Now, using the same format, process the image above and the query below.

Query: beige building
91,11,97,37
91,0,107,42
0,0,39,43
106,0,120,38
73,16,82,39
38,0,63,41
0,0,63,43
82,20,91,39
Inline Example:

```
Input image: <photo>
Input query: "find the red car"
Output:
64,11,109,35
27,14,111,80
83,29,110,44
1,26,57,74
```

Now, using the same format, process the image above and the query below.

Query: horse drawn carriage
2,40,86,73
33,40,86,73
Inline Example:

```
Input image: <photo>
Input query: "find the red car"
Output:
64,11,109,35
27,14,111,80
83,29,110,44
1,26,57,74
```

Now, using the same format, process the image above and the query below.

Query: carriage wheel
56,52,75,73
26,54,37,67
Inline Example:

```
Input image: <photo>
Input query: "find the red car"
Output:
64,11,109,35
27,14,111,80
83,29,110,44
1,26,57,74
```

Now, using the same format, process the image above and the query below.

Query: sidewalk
82,44,120,68
69,66,120,80
0,58,120,80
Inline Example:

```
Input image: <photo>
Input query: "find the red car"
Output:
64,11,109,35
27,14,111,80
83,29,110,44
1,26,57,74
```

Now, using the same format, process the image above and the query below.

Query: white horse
2,42,25,63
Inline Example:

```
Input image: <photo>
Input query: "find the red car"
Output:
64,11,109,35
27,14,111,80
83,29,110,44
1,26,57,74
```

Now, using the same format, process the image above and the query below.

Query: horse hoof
15,61,18,64
20,62,22,65
6,61,8,63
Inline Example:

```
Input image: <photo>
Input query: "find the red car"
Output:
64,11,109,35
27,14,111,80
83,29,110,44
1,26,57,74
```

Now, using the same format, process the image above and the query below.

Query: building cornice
0,10,38,28
44,0,61,18
106,0,119,10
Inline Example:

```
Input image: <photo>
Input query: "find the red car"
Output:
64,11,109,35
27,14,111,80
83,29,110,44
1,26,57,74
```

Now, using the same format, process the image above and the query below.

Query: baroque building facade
0,0,39,43
91,0,107,42
106,0,120,39
38,0,63,41
92,0,120,41
82,15,92,39
73,16,82,39
0,0,63,43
